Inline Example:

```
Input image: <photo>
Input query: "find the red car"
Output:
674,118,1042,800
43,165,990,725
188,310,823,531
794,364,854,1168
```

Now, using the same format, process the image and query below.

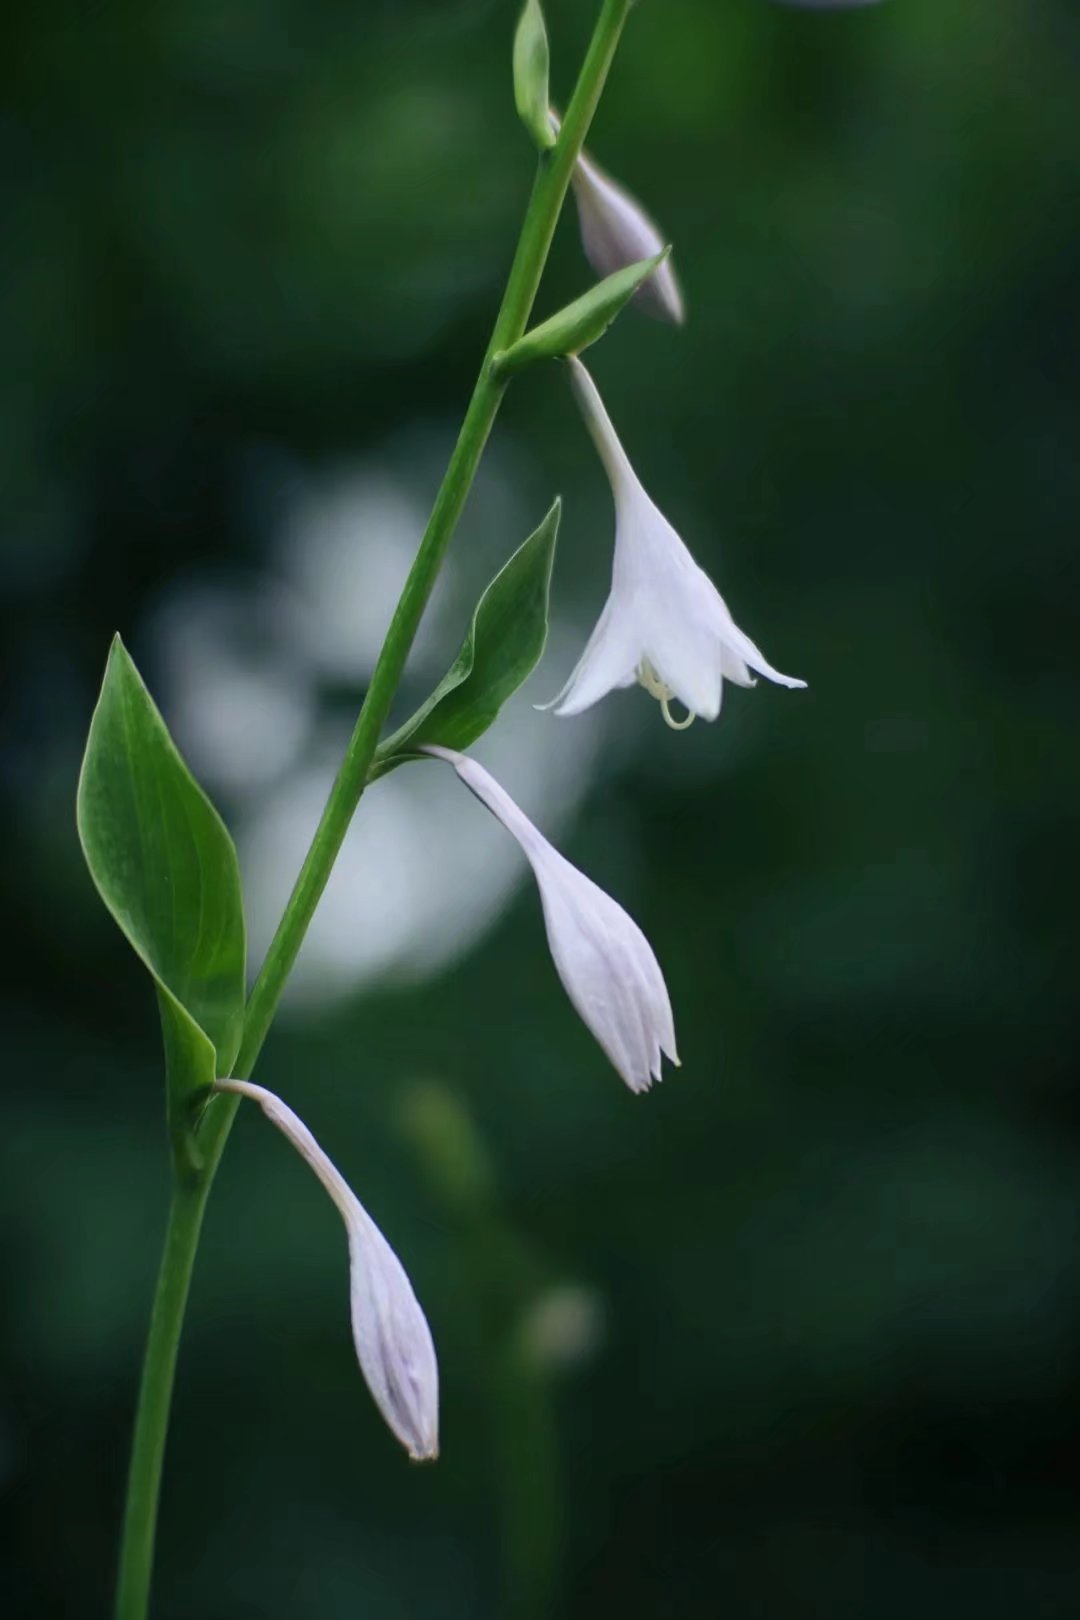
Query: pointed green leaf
77,636,247,1086
514,0,556,153
492,249,671,378
371,499,561,779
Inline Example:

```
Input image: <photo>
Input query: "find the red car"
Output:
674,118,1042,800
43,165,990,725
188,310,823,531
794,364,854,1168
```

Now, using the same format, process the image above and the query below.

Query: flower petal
535,846,679,1091
719,643,757,689
714,604,807,691
539,595,639,718
642,598,725,721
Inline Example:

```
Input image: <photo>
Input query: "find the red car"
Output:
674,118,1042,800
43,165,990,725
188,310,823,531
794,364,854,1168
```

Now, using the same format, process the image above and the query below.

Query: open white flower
215,1077,439,1462
424,746,678,1094
545,358,807,728
551,111,684,326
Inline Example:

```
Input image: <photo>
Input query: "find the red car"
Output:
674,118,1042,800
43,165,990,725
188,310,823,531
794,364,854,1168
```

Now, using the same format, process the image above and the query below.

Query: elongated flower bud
553,112,684,326
216,1078,439,1461
423,747,678,1094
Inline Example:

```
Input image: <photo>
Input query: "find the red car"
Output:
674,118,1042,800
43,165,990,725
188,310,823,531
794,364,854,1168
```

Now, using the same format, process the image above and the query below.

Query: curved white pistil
636,659,695,731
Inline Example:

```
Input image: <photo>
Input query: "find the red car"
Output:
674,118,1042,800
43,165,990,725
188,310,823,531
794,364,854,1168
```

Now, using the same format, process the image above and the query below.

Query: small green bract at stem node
492,248,670,378
514,0,556,153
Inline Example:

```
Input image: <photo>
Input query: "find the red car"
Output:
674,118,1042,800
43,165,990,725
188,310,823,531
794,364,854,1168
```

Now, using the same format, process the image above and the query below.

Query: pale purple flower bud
542,359,806,727
216,1078,439,1461
552,111,684,326
423,747,678,1094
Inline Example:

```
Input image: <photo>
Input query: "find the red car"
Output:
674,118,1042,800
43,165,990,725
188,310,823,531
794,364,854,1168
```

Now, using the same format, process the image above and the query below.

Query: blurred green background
3,0,1080,1615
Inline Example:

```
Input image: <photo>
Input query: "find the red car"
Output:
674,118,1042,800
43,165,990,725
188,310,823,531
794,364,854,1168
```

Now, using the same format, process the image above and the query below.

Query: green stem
233,0,633,1091
114,1179,210,1620
114,4,634,1615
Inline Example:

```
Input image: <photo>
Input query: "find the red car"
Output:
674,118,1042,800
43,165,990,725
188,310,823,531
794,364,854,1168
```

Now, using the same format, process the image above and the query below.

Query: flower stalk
113,5,637,1617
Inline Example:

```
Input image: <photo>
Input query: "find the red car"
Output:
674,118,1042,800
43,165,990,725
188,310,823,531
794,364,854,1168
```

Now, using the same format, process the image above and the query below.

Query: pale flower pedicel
424,746,678,1094
215,1078,439,1462
545,358,807,728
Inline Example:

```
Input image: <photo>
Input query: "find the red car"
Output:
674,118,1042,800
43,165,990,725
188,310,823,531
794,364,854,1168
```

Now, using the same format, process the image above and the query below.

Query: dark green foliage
372,500,560,776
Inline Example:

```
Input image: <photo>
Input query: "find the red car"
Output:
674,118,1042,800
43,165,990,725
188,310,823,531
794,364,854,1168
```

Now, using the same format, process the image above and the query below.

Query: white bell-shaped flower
552,112,684,326
216,1078,439,1461
424,746,678,1094
545,359,807,728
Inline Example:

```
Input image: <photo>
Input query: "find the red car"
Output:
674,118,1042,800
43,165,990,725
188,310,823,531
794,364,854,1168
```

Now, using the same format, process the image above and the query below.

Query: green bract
513,0,556,153
371,499,561,778
492,249,670,378
77,637,247,1110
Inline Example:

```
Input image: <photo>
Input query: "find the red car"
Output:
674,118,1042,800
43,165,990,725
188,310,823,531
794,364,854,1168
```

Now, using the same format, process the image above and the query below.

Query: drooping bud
423,747,679,1094
514,0,556,153
492,250,670,378
554,112,685,326
216,1078,439,1462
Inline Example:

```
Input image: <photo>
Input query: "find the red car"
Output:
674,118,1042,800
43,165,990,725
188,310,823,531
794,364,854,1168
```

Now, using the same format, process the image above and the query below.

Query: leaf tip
104,632,141,689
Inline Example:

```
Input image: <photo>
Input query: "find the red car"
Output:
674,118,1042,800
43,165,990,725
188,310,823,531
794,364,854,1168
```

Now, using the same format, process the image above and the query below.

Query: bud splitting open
423,747,678,1094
